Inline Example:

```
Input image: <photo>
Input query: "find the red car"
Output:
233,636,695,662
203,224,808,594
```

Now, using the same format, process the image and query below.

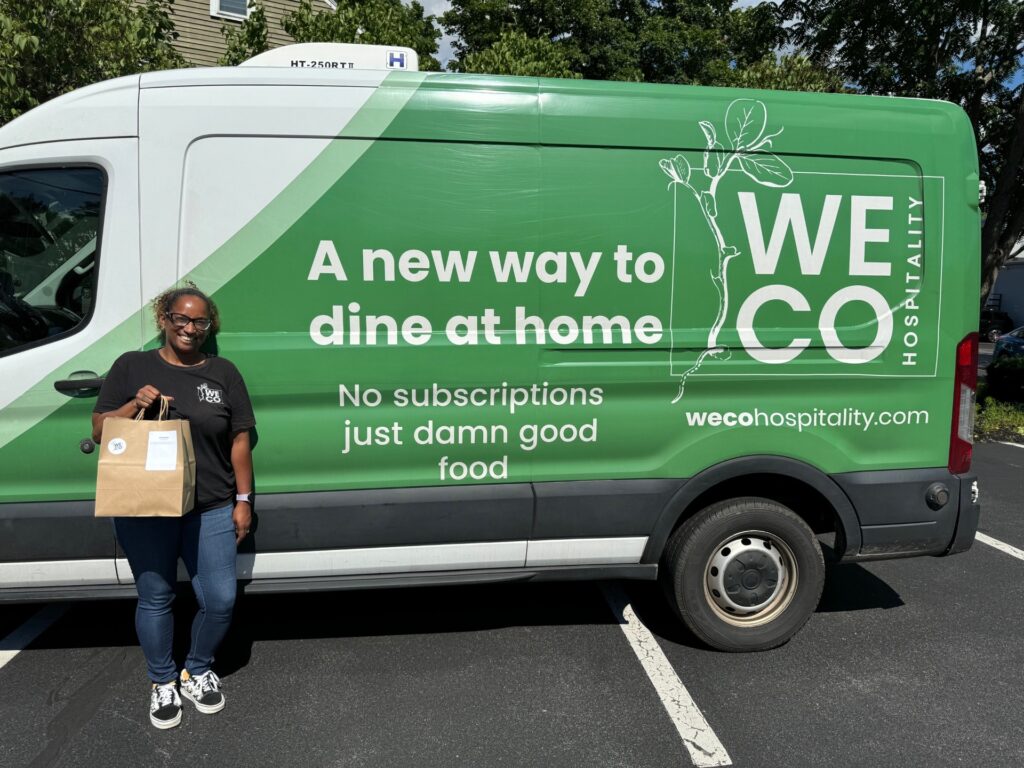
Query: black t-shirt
94,350,256,512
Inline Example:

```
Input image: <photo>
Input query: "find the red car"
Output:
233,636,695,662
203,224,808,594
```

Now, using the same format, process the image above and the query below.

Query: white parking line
602,584,732,767
995,441,1024,450
0,604,66,671
976,532,1024,562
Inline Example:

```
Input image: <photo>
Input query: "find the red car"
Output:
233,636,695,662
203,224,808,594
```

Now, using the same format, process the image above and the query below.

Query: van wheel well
676,473,839,543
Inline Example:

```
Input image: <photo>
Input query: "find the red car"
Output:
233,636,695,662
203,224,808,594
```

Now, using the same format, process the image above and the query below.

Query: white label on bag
107,438,127,455
145,431,178,471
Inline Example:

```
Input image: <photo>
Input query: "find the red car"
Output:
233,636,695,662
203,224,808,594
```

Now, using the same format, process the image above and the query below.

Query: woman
92,285,255,729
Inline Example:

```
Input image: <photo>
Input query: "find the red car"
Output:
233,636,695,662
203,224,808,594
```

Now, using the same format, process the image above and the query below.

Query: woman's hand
133,385,168,412
233,502,252,545
92,384,171,441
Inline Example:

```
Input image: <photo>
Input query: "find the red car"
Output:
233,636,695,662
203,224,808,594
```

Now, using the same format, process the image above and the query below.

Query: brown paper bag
94,397,196,517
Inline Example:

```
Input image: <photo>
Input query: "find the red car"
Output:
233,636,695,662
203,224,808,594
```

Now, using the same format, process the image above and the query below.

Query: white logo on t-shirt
197,383,223,404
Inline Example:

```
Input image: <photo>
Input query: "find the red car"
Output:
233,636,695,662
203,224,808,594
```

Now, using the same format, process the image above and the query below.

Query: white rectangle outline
679,170,948,381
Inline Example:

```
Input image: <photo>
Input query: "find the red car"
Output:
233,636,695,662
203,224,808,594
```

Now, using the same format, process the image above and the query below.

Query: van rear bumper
835,469,980,561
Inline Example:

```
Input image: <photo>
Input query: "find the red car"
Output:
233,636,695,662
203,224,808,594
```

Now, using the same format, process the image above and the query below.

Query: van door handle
54,371,104,398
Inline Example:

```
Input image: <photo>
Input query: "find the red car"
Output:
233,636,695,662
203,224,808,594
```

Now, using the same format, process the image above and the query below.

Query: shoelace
193,670,221,694
154,683,177,708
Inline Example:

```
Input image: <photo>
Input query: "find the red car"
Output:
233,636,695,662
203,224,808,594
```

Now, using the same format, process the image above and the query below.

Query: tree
221,1,269,66
737,55,846,93
460,29,581,78
0,0,186,126
778,0,1024,300
282,0,441,71
441,0,786,84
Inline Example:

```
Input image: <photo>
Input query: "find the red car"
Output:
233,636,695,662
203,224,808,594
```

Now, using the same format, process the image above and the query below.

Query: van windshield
0,168,104,354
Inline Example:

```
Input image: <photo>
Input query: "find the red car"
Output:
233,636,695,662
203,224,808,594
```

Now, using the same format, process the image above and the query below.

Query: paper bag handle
134,395,170,421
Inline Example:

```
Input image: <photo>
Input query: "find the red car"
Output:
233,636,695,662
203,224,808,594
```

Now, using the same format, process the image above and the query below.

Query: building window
210,0,250,21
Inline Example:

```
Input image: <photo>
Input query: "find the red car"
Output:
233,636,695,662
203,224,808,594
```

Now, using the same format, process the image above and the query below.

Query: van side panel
173,79,974,493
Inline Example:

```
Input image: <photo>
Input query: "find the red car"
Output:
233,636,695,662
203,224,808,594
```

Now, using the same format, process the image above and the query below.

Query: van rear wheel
661,498,825,652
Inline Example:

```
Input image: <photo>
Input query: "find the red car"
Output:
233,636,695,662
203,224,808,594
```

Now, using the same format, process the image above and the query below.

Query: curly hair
151,282,220,337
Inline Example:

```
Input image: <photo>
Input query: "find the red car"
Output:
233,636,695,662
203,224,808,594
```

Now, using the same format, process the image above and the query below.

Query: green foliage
975,382,1024,443
221,1,269,66
777,0,1024,299
282,0,441,71
986,356,1024,404
737,55,847,94
441,0,786,85
0,0,186,126
460,29,580,78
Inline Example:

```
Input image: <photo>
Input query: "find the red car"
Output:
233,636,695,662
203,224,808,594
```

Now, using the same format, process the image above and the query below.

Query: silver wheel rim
703,530,799,628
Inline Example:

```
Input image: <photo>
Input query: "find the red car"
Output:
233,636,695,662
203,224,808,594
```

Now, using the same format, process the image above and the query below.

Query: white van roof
0,42,422,149
0,75,140,149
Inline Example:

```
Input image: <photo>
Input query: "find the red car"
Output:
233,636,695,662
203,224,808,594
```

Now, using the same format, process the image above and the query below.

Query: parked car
991,326,1024,363
980,308,1015,342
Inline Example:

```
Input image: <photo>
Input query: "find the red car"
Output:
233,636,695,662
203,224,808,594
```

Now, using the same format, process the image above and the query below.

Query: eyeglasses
165,312,212,332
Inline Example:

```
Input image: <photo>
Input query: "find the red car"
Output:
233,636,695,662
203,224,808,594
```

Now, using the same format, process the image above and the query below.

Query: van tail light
948,332,977,474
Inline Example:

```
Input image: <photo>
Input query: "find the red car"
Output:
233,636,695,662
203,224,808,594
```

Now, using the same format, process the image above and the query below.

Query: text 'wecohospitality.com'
684,408,930,432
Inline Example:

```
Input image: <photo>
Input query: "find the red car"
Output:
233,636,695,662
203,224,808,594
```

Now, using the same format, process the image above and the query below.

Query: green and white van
0,44,981,651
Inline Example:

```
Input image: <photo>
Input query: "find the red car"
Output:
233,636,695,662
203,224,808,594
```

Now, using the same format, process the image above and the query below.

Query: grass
975,382,1024,443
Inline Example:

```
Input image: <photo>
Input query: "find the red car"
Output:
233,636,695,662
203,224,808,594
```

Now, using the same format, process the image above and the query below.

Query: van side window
0,167,105,356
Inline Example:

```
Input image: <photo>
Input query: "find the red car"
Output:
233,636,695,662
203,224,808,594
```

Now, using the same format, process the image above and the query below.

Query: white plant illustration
660,99,794,402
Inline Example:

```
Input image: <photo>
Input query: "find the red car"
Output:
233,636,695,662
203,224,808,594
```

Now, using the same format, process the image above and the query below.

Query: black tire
987,328,1003,343
660,497,825,652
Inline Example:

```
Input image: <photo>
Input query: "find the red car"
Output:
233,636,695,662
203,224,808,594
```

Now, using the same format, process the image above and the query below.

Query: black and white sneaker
180,669,225,714
150,681,182,729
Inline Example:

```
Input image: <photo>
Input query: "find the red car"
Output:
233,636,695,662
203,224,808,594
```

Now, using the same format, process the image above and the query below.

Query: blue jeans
114,504,237,684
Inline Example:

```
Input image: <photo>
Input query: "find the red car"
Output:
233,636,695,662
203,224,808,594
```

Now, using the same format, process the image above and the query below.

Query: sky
420,0,455,65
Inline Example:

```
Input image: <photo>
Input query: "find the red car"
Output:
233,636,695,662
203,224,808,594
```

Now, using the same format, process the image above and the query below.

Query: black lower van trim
0,500,112,561
247,483,534,552
532,479,684,539
241,480,679,554
835,468,977,559
642,456,863,563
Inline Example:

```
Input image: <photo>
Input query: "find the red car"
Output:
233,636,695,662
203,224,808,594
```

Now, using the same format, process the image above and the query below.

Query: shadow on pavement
215,580,616,676
15,553,903,671
816,560,903,613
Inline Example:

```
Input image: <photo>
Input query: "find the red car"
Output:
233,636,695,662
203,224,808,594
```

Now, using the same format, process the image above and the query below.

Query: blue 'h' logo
388,51,407,69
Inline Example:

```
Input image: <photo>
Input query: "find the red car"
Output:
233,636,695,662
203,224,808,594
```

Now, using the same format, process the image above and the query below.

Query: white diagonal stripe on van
184,73,427,297
0,73,425,452
602,583,732,767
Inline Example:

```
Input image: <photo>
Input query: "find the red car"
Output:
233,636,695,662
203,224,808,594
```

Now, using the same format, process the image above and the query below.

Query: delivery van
0,44,981,651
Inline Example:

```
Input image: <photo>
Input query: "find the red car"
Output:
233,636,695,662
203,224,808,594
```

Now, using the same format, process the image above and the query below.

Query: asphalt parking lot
1,441,1022,768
